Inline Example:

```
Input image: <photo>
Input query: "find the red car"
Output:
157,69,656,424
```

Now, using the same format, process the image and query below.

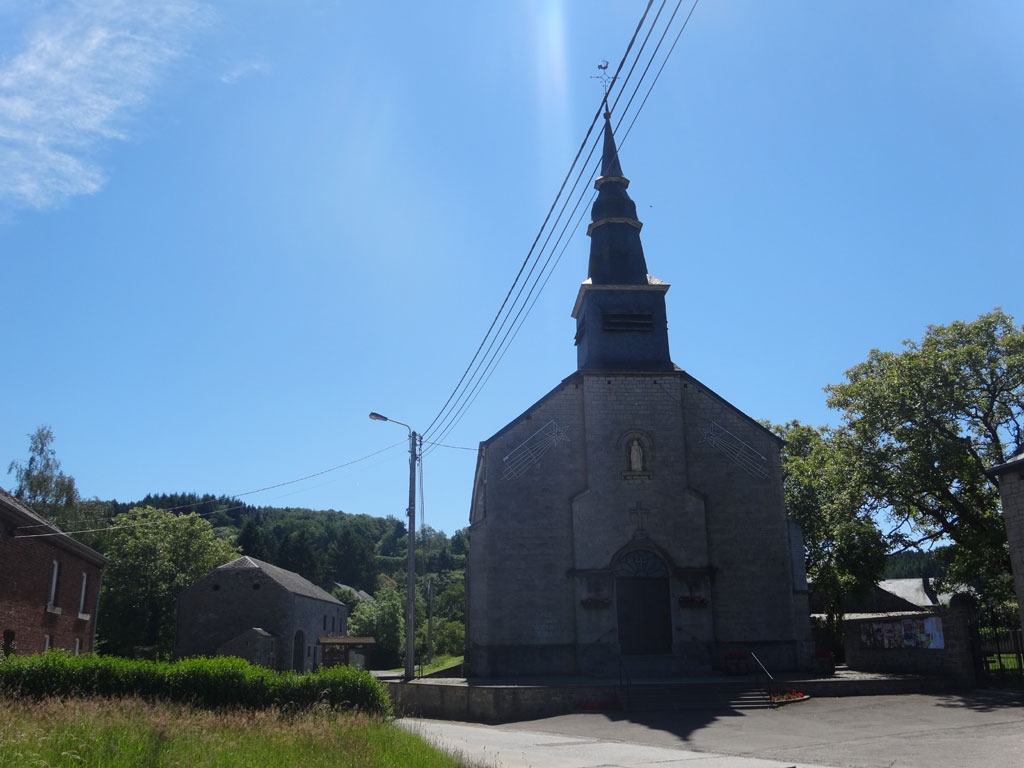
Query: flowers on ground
771,689,809,704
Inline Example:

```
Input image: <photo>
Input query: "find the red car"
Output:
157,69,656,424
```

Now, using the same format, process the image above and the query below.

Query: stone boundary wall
387,680,620,723
843,599,976,688
387,673,953,722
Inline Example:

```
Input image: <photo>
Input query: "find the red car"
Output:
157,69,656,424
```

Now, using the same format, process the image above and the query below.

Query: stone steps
624,682,773,711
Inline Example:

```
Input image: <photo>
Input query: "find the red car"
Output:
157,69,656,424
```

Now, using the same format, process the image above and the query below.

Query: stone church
466,114,812,677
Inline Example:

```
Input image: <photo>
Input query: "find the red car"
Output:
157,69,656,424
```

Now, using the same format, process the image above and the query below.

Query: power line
15,439,407,537
422,122,608,453
420,440,476,451
426,1,702,452
618,0,701,148
420,1,657,445
418,441,425,530
27,2,705,532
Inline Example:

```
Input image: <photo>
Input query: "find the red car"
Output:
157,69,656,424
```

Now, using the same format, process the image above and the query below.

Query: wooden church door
615,550,671,655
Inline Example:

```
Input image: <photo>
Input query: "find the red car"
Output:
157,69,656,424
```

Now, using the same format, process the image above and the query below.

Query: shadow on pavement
931,689,1024,712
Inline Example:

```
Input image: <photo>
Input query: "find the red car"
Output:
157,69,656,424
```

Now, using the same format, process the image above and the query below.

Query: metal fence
978,627,1024,684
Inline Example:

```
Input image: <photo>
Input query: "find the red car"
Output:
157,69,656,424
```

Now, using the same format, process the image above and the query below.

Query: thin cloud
0,0,209,211
220,59,269,85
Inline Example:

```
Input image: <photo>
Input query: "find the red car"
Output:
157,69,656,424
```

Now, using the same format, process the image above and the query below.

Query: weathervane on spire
590,60,614,116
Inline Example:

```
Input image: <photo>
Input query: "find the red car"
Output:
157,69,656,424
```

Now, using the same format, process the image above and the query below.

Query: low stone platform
385,666,955,723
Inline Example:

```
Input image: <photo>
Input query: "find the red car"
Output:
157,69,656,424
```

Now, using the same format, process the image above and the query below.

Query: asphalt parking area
404,691,1024,768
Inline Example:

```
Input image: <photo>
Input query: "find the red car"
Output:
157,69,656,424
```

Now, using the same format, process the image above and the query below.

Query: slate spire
586,111,649,285
599,109,624,178
572,109,672,372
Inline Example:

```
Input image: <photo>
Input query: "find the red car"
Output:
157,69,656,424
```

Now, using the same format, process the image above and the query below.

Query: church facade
466,115,812,677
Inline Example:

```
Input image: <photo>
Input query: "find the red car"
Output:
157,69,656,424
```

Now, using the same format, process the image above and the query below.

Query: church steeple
586,113,649,285
572,111,672,372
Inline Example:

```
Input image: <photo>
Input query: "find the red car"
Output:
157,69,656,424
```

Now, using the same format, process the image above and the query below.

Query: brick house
0,485,106,657
175,556,348,671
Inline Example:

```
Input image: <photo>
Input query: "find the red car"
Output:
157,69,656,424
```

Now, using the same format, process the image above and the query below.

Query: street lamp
369,411,418,681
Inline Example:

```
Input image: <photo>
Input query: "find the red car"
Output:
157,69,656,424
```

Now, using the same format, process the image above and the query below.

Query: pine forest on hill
98,492,468,592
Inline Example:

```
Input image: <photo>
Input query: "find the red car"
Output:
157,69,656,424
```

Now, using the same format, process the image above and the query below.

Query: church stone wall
993,462,1024,632
681,380,807,668
467,370,813,676
467,379,586,676
570,373,715,673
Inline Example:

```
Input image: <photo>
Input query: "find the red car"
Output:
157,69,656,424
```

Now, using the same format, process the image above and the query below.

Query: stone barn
466,115,813,677
175,556,347,671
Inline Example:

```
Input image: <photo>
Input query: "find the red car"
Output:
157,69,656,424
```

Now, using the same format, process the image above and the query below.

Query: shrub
0,652,391,717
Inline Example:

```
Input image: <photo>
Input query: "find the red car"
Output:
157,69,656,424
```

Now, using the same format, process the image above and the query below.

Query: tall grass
0,652,391,715
0,698,466,768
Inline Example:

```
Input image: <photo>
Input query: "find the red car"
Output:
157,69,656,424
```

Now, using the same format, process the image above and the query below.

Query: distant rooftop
218,556,342,604
878,578,951,608
0,484,106,566
332,582,374,604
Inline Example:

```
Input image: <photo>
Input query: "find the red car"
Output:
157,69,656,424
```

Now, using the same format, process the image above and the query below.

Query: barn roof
216,555,342,604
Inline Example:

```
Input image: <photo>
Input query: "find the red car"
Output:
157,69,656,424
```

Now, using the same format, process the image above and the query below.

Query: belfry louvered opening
602,312,653,332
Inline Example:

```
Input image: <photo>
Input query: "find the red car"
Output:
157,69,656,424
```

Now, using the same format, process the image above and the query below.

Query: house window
307,645,311,658
323,615,327,631
79,573,88,613
43,634,51,652
48,561,60,606
74,638,81,656
331,616,335,633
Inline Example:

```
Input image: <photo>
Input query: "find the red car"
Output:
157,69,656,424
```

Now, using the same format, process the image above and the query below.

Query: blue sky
3,1,1022,537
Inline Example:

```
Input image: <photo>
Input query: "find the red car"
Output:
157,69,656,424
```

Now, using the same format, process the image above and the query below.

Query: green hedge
0,653,391,716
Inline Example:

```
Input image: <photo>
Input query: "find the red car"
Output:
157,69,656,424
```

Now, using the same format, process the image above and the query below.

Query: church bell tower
572,112,672,371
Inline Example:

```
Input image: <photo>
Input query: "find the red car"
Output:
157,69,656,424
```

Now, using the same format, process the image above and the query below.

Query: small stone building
0,485,105,657
466,116,813,677
175,556,347,671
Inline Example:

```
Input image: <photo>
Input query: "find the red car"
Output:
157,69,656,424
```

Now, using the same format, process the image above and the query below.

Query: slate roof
988,447,1024,476
332,582,375,604
217,556,342,604
0,484,106,566
878,578,951,608
808,576,950,615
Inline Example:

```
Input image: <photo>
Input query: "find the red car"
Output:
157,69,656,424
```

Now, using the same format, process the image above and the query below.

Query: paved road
401,691,1024,768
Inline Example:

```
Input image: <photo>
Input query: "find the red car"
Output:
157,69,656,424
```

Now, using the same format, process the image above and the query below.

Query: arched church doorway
615,549,671,655
292,630,305,671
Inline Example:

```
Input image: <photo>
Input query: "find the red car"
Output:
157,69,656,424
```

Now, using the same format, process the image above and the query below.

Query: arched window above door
614,549,667,578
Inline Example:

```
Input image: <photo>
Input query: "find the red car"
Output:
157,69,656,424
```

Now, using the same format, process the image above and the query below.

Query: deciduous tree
826,309,1024,611
769,421,887,645
7,426,79,529
349,588,404,668
98,506,238,656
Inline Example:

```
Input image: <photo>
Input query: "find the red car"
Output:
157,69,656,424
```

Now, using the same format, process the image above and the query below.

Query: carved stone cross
629,501,648,537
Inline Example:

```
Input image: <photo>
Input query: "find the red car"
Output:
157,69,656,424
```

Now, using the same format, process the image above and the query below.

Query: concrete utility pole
427,576,434,664
369,411,419,681
404,428,417,681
